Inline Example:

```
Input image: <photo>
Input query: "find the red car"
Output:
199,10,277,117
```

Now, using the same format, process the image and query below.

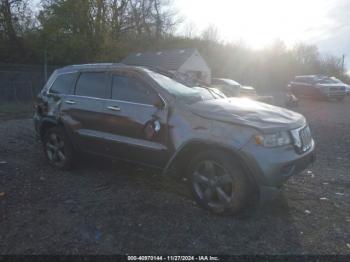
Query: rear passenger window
112,75,158,105
50,73,77,94
75,72,107,99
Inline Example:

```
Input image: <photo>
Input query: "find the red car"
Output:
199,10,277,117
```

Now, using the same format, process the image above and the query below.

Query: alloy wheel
45,132,66,167
192,160,234,210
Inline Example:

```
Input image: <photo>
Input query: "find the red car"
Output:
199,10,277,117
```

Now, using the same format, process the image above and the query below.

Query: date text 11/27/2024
127,256,220,261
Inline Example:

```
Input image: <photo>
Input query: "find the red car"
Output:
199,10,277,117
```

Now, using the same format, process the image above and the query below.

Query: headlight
255,131,291,147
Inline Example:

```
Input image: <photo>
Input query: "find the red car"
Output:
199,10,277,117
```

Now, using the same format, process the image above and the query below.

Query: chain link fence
0,63,59,103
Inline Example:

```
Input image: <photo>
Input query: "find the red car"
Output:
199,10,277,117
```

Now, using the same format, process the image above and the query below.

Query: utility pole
341,54,345,76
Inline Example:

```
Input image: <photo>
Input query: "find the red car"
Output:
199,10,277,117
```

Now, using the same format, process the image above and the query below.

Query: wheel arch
162,140,258,187
39,117,63,140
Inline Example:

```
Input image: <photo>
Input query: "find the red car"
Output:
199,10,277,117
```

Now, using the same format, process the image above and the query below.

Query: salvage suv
34,64,315,215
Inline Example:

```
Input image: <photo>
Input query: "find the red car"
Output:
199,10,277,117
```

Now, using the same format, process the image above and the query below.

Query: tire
187,150,252,215
42,126,74,170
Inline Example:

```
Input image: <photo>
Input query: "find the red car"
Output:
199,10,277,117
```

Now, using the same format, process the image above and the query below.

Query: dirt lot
0,98,349,255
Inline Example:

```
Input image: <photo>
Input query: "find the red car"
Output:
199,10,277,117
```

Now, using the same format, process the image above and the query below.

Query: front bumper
321,91,346,98
239,139,316,187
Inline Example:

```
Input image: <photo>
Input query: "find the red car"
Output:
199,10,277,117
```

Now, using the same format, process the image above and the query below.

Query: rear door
304,77,316,96
60,70,111,154
292,77,310,96
309,79,321,96
100,70,169,167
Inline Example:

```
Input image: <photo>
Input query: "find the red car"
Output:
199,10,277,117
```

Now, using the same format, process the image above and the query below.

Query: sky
174,0,350,69
30,0,350,70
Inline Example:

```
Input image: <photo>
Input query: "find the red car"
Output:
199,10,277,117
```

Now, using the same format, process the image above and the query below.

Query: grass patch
0,102,33,118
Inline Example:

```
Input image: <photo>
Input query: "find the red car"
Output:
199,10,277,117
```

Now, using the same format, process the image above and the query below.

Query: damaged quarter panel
34,70,78,138
163,102,258,174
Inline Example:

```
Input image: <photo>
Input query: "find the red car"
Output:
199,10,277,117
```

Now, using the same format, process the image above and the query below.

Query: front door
101,71,169,167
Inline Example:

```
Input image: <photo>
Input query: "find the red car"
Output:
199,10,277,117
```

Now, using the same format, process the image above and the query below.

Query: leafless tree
201,24,220,42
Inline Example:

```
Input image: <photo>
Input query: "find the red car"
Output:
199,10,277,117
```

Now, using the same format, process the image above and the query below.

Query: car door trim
67,95,157,108
77,129,167,151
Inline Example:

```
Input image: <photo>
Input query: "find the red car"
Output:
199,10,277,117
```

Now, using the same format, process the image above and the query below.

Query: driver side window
111,75,159,105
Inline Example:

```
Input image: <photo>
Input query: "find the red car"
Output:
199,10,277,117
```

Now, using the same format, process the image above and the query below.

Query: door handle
65,100,76,105
107,106,121,111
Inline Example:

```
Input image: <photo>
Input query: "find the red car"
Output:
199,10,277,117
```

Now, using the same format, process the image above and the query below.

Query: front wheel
42,126,74,170
187,150,252,215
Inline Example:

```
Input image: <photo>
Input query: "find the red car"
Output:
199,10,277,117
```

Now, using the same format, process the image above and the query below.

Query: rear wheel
42,126,74,170
187,150,252,215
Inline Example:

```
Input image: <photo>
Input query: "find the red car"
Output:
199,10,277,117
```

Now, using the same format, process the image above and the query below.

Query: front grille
299,126,312,152
330,86,345,91
291,125,313,153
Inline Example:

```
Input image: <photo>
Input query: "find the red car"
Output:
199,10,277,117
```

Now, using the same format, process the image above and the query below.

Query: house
122,48,211,85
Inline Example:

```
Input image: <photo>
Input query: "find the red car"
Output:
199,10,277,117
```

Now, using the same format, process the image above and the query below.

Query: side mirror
154,97,165,109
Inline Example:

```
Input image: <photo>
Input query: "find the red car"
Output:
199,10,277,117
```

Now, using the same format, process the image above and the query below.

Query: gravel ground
0,98,349,255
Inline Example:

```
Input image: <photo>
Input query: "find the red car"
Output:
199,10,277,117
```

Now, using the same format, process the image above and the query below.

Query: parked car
240,85,258,97
212,78,250,97
211,78,274,104
34,64,315,215
346,85,350,96
288,75,347,100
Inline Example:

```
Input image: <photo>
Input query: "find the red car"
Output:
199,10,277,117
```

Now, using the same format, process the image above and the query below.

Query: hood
188,97,305,132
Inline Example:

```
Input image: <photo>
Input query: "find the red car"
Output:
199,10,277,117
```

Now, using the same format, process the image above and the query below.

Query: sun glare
177,0,335,49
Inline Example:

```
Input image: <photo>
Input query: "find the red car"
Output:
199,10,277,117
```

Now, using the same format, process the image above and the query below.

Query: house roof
122,48,197,70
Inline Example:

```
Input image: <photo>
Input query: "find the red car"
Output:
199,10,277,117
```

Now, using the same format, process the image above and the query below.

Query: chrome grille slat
299,126,312,152
291,125,312,153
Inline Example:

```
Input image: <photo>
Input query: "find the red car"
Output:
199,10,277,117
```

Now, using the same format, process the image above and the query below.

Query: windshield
145,69,222,104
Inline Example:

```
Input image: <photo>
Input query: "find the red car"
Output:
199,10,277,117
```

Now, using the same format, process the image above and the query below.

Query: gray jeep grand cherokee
34,63,315,214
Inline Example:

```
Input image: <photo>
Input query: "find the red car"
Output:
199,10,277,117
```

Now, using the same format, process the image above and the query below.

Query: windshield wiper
201,86,225,99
